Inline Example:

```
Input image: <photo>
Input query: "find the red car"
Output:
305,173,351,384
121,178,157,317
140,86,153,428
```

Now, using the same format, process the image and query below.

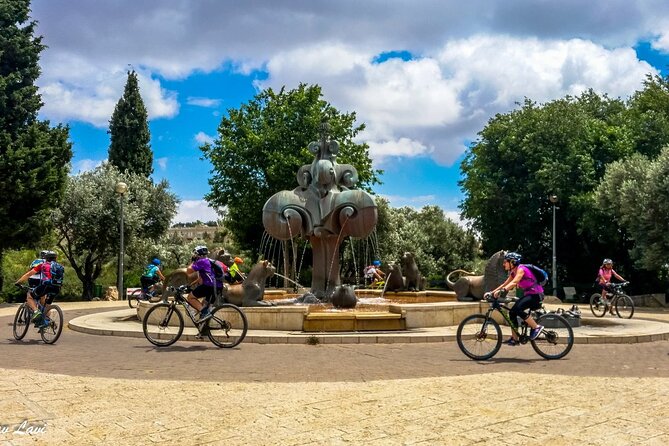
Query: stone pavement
0,301,668,445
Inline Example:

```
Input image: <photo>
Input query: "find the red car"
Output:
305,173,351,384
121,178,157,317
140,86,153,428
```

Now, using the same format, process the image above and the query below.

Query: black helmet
44,250,57,261
193,246,209,256
39,250,48,258
504,251,522,265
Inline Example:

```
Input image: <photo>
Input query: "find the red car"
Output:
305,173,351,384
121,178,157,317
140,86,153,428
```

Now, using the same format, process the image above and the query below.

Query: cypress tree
0,0,72,289
108,70,153,177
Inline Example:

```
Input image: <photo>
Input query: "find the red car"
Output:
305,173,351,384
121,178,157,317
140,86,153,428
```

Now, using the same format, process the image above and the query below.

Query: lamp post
549,195,558,294
116,182,128,299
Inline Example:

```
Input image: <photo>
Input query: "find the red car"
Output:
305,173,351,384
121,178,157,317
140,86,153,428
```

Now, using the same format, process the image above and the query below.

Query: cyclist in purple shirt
186,246,215,321
489,252,544,346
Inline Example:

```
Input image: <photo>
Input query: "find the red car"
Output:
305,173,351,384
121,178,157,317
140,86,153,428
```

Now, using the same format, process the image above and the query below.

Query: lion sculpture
446,250,506,301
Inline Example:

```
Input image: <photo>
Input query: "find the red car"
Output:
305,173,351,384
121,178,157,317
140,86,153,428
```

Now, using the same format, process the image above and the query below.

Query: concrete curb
69,308,669,345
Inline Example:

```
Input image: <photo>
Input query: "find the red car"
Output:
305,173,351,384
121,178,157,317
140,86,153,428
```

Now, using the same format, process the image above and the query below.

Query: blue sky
31,0,669,223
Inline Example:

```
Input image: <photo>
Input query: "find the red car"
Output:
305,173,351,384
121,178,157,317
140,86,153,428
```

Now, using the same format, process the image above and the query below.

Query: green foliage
53,164,178,299
201,83,382,255
595,147,669,272
108,70,153,177
0,0,72,289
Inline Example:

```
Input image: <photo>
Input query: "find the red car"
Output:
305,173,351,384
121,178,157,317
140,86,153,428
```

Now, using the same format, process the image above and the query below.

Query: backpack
523,264,548,286
209,259,227,280
142,264,157,278
48,261,65,286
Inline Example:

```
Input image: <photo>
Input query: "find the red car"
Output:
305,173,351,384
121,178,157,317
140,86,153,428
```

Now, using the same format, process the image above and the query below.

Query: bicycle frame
485,299,531,342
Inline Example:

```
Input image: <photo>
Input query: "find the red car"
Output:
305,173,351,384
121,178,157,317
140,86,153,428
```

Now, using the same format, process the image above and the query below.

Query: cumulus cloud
72,158,104,173
195,132,215,145
156,157,168,170
173,200,221,224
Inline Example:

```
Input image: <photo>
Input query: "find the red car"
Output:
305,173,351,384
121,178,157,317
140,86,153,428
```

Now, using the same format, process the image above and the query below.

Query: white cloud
156,157,168,170
381,194,437,208
173,200,221,224
187,97,222,108
195,132,215,145
73,158,104,173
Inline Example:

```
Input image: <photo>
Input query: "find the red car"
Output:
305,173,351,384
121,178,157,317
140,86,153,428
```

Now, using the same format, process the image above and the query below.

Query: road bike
142,285,248,348
13,285,64,344
128,281,163,309
589,282,634,319
456,290,574,360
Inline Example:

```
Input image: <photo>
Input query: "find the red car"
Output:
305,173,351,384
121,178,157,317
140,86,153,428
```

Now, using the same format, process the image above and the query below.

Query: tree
460,91,635,288
53,164,178,299
108,70,152,177
0,0,72,289
595,147,669,272
201,83,382,254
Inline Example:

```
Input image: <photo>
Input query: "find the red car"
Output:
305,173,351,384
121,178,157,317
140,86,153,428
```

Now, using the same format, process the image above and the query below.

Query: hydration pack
523,264,548,286
48,261,65,286
209,259,227,279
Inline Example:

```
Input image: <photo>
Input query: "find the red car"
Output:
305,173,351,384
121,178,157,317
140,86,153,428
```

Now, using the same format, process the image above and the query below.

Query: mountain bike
456,290,574,360
590,282,634,319
142,285,248,348
128,281,163,308
13,285,64,344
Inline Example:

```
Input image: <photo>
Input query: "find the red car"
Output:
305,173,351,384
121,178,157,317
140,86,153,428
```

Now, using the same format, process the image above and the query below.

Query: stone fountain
262,121,377,302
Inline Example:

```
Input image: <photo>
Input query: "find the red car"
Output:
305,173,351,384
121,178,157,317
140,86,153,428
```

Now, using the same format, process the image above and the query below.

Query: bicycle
12,284,64,344
142,285,248,348
128,281,163,308
589,282,634,319
456,290,574,360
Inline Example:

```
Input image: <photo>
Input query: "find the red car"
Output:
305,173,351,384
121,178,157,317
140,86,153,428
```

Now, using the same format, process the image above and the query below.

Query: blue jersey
142,264,160,279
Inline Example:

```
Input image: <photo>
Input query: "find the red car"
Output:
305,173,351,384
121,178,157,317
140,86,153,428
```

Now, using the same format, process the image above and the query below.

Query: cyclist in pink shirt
596,259,626,314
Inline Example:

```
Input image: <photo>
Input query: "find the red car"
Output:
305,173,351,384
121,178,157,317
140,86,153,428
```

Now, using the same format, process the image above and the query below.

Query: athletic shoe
530,325,544,340
504,338,519,346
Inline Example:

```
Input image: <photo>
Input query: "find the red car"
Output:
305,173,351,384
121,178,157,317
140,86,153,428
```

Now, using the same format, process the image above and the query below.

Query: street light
549,195,558,294
115,182,128,299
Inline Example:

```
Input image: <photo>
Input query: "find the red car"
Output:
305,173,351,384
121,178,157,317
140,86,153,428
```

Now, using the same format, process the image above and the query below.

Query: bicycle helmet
193,246,209,256
39,250,48,258
504,251,522,265
151,258,161,266
44,250,57,261
234,257,244,264
373,260,381,266
602,258,613,266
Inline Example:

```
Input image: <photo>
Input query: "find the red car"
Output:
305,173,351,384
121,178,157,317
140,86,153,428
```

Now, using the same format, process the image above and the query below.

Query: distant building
168,225,219,242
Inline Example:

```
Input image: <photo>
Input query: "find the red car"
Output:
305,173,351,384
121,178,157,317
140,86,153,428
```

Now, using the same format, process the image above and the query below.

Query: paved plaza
1,301,668,445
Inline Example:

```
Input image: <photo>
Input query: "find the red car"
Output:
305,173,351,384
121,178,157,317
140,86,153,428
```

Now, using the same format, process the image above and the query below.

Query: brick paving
0,302,668,445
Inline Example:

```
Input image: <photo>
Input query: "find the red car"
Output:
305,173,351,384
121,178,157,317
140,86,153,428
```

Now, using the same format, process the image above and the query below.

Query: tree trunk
81,277,94,301
0,249,4,297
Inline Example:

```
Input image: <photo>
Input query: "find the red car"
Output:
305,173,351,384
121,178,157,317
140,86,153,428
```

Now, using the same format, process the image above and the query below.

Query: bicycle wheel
589,293,607,317
40,305,64,344
531,313,574,360
206,304,248,348
456,314,502,360
142,303,184,347
12,304,31,341
128,289,143,308
614,294,635,319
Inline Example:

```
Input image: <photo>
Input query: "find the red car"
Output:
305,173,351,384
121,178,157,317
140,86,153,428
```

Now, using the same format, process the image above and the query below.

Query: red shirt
33,262,52,281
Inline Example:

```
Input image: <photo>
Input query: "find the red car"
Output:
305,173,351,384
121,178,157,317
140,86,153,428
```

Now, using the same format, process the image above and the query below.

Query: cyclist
140,257,165,299
15,250,62,326
364,260,385,288
28,250,48,288
488,252,544,346
227,257,245,284
596,258,626,315
186,246,216,321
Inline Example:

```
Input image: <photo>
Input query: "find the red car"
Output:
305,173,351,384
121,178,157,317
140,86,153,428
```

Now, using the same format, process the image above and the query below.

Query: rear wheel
456,314,502,360
12,304,31,341
614,294,635,319
40,305,64,344
142,303,184,347
531,313,574,360
589,293,606,317
206,304,248,348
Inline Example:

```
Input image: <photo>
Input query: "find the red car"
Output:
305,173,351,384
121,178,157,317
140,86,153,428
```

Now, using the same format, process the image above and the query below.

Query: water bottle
517,316,524,329
185,304,197,319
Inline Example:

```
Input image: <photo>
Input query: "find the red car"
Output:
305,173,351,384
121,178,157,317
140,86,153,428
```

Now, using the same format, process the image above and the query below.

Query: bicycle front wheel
128,289,143,308
206,304,248,348
456,314,502,360
142,303,184,347
12,304,30,340
614,294,635,319
589,293,606,317
531,313,574,360
40,305,64,344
